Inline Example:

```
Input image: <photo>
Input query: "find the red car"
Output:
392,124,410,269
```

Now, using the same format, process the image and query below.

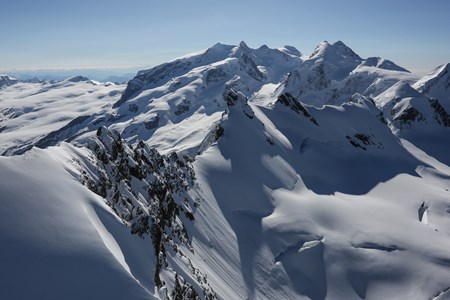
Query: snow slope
192,93,450,299
1,41,450,300
0,77,123,155
0,146,157,300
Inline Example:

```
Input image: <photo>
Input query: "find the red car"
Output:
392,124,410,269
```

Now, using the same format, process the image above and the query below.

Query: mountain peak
279,45,302,57
443,62,450,71
206,42,234,54
391,81,423,98
375,81,425,110
309,40,361,61
230,41,254,58
432,63,450,77
0,74,16,79
238,40,250,49
67,75,90,82
309,41,330,58
360,57,410,72
333,40,346,46
331,40,360,58
202,42,235,61
413,63,450,101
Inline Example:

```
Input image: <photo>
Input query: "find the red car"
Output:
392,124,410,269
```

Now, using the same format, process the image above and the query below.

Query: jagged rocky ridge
77,126,216,299
276,92,319,125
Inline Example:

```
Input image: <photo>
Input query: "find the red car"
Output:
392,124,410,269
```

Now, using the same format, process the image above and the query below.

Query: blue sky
1,0,449,74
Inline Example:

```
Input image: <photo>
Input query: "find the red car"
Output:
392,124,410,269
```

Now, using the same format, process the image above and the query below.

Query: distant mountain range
2,68,139,83
1,41,450,300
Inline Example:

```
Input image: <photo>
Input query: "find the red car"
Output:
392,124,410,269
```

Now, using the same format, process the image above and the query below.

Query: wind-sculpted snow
0,147,156,300
1,41,450,299
194,90,450,299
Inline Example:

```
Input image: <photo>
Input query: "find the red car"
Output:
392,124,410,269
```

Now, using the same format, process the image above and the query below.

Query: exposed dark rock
430,99,450,127
225,90,239,106
377,112,388,125
277,93,319,125
346,136,367,150
175,99,191,116
144,115,160,130
196,122,226,155
205,68,228,84
352,242,403,252
214,125,224,140
393,107,425,127
239,51,264,82
171,274,200,300
354,133,373,145
128,104,139,113
346,133,382,151
113,78,144,108
418,201,428,223
224,89,255,119
78,127,216,299
307,64,330,90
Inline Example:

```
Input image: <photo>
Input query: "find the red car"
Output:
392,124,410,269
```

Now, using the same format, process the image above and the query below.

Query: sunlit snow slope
1,41,450,300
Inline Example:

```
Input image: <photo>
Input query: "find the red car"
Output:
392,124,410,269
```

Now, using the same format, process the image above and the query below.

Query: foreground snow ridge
1,41,450,300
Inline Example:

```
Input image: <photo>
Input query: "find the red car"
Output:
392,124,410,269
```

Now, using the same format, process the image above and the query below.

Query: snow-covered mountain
373,67,450,166
281,41,419,107
414,63,450,111
0,75,19,89
1,41,450,300
376,81,450,130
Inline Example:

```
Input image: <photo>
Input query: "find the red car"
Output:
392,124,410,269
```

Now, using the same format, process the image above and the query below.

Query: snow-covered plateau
1,41,450,300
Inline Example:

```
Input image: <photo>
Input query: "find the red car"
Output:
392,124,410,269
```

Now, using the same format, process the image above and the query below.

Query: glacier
1,41,450,300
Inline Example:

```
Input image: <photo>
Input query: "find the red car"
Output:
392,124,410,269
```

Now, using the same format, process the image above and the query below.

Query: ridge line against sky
1,0,450,75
